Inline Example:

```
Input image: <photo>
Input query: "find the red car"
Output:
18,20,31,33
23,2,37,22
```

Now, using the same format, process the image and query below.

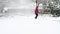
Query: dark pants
35,13,38,19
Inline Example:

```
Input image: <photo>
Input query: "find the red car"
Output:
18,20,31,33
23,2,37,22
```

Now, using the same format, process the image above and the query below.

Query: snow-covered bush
48,3,60,17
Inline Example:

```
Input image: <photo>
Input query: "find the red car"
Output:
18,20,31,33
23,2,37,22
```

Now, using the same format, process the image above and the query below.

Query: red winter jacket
35,6,39,14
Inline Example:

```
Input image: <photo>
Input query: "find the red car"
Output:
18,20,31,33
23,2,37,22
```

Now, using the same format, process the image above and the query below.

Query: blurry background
0,0,60,16
0,0,36,16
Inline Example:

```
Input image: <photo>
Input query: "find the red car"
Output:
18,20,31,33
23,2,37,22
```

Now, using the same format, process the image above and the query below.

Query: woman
35,6,39,19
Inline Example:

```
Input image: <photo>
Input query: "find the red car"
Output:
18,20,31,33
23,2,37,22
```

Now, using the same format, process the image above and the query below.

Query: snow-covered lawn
0,14,60,34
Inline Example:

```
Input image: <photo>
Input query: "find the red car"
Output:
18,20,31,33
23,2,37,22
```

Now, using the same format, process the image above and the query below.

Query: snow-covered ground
0,13,60,34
